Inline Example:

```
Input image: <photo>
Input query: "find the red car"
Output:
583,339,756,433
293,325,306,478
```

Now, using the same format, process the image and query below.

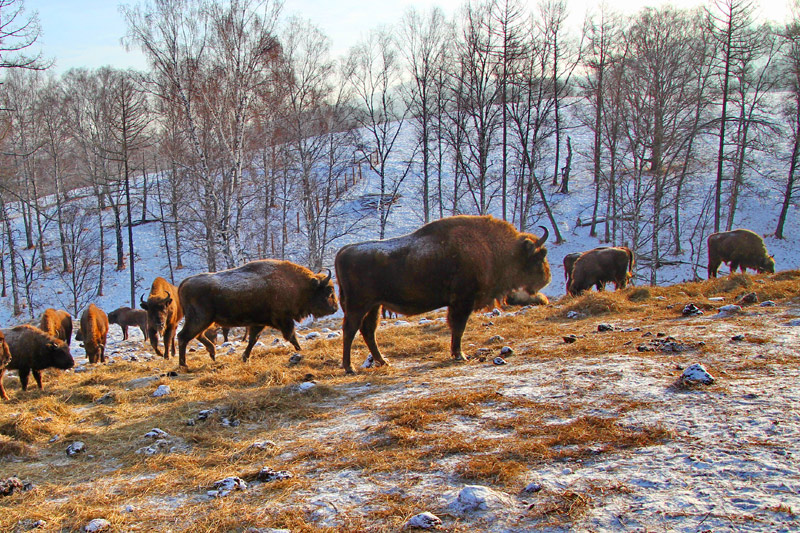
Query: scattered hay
770,270,800,281
559,292,631,318
626,287,651,302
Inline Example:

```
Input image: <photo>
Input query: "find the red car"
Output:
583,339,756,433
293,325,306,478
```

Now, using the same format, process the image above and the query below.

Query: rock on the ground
208,476,247,497
404,511,442,529
493,357,507,366
0,477,32,496
297,381,316,392
448,485,515,514
361,353,375,368
152,385,171,397
680,363,715,385
84,518,111,532
66,441,86,456
256,467,293,482
500,346,513,355
144,428,169,439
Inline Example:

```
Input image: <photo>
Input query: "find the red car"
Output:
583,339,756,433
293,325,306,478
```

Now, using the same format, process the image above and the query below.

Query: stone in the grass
288,353,303,365
680,363,714,385
493,357,506,365
66,441,86,456
152,384,171,397
144,428,169,439
449,485,514,514
84,519,111,532
403,511,442,529
361,353,374,368
256,467,293,482
209,476,247,497
597,323,613,332
487,335,504,344
500,346,513,355
297,381,316,392
0,477,33,496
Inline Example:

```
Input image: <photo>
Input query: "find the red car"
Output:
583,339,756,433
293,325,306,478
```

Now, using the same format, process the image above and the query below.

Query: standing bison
0,330,12,400
77,304,109,364
567,247,634,296
562,252,582,292
707,229,775,278
177,260,338,368
1,324,74,397
141,277,183,359
39,308,73,346
336,215,551,374
108,306,148,342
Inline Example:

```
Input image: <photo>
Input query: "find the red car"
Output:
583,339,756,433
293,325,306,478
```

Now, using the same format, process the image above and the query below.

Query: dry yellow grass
0,271,798,530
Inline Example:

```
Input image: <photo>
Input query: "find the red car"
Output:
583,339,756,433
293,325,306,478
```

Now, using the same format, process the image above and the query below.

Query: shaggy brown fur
141,277,183,359
1,324,73,396
568,247,635,296
0,330,12,400
336,215,551,374
177,261,338,368
79,304,109,364
707,229,775,278
39,308,73,346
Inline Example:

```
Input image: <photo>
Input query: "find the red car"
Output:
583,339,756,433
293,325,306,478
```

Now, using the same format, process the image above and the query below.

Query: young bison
707,229,775,278
77,304,109,364
141,277,183,359
0,330,13,400
1,324,74,396
39,308,73,346
108,306,148,342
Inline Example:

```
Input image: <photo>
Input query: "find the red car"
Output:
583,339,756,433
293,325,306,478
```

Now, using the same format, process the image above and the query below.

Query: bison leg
148,328,164,358
360,305,388,368
447,303,473,361
708,258,720,278
278,320,301,352
99,344,106,363
342,309,367,375
177,321,213,368
32,369,43,390
242,325,266,362
17,367,30,391
0,368,8,400
196,334,216,362
122,325,129,341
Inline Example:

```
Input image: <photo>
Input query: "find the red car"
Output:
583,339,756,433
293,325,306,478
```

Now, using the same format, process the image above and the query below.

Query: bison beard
176,260,338,369
336,215,551,375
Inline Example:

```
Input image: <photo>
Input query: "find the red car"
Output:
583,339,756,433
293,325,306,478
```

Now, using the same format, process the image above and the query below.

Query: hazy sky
22,0,794,74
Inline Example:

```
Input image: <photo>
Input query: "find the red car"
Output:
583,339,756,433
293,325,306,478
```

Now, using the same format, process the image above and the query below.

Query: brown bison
0,330,13,400
1,324,74,397
108,306,148,341
177,260,338,368
77,304,109,364
39,308,73,346
336,215,551,374
563,252,582,286
567,246,634,296
707,229,775,278
141,277,183,359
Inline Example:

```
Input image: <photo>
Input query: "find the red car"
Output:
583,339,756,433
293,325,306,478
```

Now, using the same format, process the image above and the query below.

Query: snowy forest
0,0,799,320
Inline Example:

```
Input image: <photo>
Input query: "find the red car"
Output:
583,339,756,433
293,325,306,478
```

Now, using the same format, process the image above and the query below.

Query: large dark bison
336,215,551,374
108,306,148,341
141,277,183,359
567,247,634,296
77,304,109,364
0,330,12,400
707,229,775,278
1,324,74,396
39,308,73,346
177,260,338,368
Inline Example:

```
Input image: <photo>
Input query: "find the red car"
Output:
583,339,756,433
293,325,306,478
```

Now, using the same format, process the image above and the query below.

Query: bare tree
0,0,47,72
776,3,800,239
56,205,101,316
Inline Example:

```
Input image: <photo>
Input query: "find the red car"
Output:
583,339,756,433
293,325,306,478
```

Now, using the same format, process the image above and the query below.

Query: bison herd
0,216,778,400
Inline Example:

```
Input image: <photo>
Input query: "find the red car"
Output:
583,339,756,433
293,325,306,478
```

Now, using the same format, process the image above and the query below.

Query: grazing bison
1,324,74,396
563,252,582,287
707,229,775,278
567,247,634,296
78,304,109,364
39,308,73,346
108,306,148,342
177,260,338,368
141,277,183,359
336,215,551,374
0,330,12,400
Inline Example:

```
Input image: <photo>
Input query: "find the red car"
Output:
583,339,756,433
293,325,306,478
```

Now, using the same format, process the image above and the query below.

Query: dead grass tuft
558,292,632,318
0,435,37,459
627,287,651,302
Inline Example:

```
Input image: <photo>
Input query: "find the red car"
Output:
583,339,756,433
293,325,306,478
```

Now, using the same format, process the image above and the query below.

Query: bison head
141,293,173,333
518,226,552,294
761,255,776,274
47,340,74,370
309,269,339,318
108,309,120,324
0,332,10,368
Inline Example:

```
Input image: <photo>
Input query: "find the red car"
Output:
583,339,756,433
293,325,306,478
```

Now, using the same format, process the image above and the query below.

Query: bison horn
322,268,332,284
163,292,172,305
537,225,550,247
140,294,145,304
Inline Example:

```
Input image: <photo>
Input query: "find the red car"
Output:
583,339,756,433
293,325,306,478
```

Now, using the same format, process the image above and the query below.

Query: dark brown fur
177,260,338,368
707,229,775,278
568,247,634,296
108,306,148,341
141,277,183,359
336,215,551,374
79,304,109,364
563,252,582,286
39,308,73,346
1,324,73,397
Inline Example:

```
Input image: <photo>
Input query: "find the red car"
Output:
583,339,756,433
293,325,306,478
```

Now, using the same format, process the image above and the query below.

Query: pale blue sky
23,0,794,74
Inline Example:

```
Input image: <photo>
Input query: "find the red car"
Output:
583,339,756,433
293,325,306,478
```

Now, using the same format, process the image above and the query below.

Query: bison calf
141,277,183,359
2,324,74,396
707,229,775,278
78,304,109,364
108,306,148,342
0,330,12,400
567,247,634,296
39,308,73,346
336,215,551,374
177,260,338,368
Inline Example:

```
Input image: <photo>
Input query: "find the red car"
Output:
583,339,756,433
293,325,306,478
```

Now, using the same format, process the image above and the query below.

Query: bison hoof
344,366,356,375
453,353,469,361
